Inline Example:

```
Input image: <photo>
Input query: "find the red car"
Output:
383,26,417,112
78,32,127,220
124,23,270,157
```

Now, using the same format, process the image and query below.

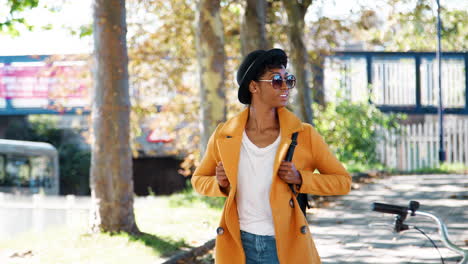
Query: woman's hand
216,162,230,189
278,161,302,185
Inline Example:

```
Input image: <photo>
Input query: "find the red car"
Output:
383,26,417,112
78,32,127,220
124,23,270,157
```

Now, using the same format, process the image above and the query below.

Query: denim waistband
240,230,275,239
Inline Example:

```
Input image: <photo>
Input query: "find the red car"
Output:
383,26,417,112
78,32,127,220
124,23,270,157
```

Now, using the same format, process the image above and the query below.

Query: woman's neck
246,105,279,133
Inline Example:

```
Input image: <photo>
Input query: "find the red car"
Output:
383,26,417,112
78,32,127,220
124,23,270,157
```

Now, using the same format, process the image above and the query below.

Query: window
30,156,53,188
0,155,53,188
5,156,31,187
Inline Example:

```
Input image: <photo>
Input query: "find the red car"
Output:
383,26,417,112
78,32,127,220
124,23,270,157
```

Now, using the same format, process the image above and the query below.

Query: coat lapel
217,108,249,252
218,137,242,188
217,108,249,189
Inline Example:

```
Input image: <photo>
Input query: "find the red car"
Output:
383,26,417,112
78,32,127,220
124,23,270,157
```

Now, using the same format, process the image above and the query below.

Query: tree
353,0,468,51
125,0,202,175
0,0,39,35
240,0,268,56
196,0,227,154
384,4,468,51
282,0,313,124
90,0,139,234
124,0,243,176
306,17,351,106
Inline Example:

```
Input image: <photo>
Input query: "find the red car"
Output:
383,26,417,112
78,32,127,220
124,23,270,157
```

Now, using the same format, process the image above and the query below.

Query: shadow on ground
127,231,190,257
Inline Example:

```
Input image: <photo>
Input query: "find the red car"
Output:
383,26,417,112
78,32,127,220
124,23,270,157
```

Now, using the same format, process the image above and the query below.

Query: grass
345,162,387,173
0,188,223,264
345,161,468,175
404,162,468,174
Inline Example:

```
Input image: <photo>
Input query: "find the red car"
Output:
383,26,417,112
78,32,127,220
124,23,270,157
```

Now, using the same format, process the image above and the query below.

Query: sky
0,0,467,56
0,0,93,56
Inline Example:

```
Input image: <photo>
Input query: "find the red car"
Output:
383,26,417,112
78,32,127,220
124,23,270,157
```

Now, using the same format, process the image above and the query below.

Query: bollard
66,195,76,227
32,194,45,233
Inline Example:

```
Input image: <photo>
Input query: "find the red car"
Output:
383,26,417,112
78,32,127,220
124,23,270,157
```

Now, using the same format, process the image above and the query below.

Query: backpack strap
285,132,298,162
285,132,309,216
286,132,299,195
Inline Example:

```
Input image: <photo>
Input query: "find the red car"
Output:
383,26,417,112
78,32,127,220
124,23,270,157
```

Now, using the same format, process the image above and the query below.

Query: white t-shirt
236,130,281,236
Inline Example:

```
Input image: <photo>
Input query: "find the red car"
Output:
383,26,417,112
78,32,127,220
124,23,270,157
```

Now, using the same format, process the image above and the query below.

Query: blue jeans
240,230,280,264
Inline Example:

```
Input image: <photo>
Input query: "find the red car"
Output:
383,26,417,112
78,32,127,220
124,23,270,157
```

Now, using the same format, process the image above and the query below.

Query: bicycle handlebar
371,201,468,264
371,202,408,215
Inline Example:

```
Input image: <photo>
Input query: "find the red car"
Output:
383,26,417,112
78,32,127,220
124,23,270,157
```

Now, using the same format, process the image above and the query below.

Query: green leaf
79,24,93,38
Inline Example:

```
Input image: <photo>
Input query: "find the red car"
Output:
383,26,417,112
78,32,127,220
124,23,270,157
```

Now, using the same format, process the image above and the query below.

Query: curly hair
252,53,288,82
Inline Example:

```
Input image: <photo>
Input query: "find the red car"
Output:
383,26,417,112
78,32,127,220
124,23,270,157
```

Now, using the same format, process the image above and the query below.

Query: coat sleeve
297,125,351,196
191,123,228,197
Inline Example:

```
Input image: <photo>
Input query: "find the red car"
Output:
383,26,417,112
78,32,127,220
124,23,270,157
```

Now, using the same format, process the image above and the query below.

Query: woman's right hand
216,162,230,188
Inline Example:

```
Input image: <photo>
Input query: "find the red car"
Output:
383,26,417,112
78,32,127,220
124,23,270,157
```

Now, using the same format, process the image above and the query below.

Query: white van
0,139,59,195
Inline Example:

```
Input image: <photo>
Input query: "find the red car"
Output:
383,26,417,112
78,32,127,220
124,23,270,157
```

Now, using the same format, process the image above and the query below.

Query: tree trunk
311,52,325,106
282,0,313,124
90,0,139,234
241,0,268,56
196,0,226,155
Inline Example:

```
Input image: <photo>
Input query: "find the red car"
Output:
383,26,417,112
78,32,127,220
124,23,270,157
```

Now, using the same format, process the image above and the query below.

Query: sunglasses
257,74,296,89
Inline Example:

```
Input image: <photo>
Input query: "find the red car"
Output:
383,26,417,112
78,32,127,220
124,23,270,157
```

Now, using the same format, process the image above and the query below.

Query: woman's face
251,66,292,108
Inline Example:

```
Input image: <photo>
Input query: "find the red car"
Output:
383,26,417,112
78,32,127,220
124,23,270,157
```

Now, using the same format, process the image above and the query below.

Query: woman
191,48,351,264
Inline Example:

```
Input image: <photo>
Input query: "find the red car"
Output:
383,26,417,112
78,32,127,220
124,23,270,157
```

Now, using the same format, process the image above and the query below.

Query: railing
325,51,468,115
377,119,468,171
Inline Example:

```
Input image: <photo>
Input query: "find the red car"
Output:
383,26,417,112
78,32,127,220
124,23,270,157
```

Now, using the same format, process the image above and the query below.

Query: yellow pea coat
192,107,351,264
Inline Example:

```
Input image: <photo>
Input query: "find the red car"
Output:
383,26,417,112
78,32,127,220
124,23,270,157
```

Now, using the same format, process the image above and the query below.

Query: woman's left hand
278,161,302,185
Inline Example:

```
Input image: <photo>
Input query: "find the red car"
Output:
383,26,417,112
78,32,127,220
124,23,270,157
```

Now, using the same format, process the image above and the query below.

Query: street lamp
436,0,446,162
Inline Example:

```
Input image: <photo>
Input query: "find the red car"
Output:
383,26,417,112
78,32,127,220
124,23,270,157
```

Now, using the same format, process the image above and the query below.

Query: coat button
289,198,294,208
300,225,308,234
216,227,224,235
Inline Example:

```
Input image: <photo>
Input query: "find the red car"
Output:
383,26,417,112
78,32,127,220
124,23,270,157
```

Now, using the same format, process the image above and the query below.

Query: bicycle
371,200,468,264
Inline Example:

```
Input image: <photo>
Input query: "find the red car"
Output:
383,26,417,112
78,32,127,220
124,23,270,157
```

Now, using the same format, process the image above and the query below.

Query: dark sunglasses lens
272,75,283,89
286,75,296,89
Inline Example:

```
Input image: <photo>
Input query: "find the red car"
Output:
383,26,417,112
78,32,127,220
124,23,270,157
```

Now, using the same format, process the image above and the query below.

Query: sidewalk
309,174,468,264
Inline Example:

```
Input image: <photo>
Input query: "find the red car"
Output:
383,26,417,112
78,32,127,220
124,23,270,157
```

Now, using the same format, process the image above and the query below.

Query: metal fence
325,52,468,115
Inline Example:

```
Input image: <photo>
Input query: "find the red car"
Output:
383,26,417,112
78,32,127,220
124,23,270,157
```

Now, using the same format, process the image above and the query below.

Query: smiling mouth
280,94,288,98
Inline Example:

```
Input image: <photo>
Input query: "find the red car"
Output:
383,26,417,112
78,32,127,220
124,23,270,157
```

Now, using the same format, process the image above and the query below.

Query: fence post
465,53,468,113
366,54,373,104
433,121,438,167
412,124,417,170
415,55,422,111
32,194,45,233
446,121,452,163
66,195,76,227
427,122,431,167
453,120,458,163
465,119,468,165
397,129,403,171
404,125,411,170
417,123,423,168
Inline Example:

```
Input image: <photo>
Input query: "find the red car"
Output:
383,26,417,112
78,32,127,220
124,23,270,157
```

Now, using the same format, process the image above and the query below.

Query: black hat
236,48,287,104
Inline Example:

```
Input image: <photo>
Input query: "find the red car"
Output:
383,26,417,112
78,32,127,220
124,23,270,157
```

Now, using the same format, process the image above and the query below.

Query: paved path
309,174,468,264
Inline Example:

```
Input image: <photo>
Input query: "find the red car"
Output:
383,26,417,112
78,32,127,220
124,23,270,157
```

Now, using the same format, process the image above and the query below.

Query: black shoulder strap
286,132,299,196
291,132,298,145
285,132,298,162
286,132,309,216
